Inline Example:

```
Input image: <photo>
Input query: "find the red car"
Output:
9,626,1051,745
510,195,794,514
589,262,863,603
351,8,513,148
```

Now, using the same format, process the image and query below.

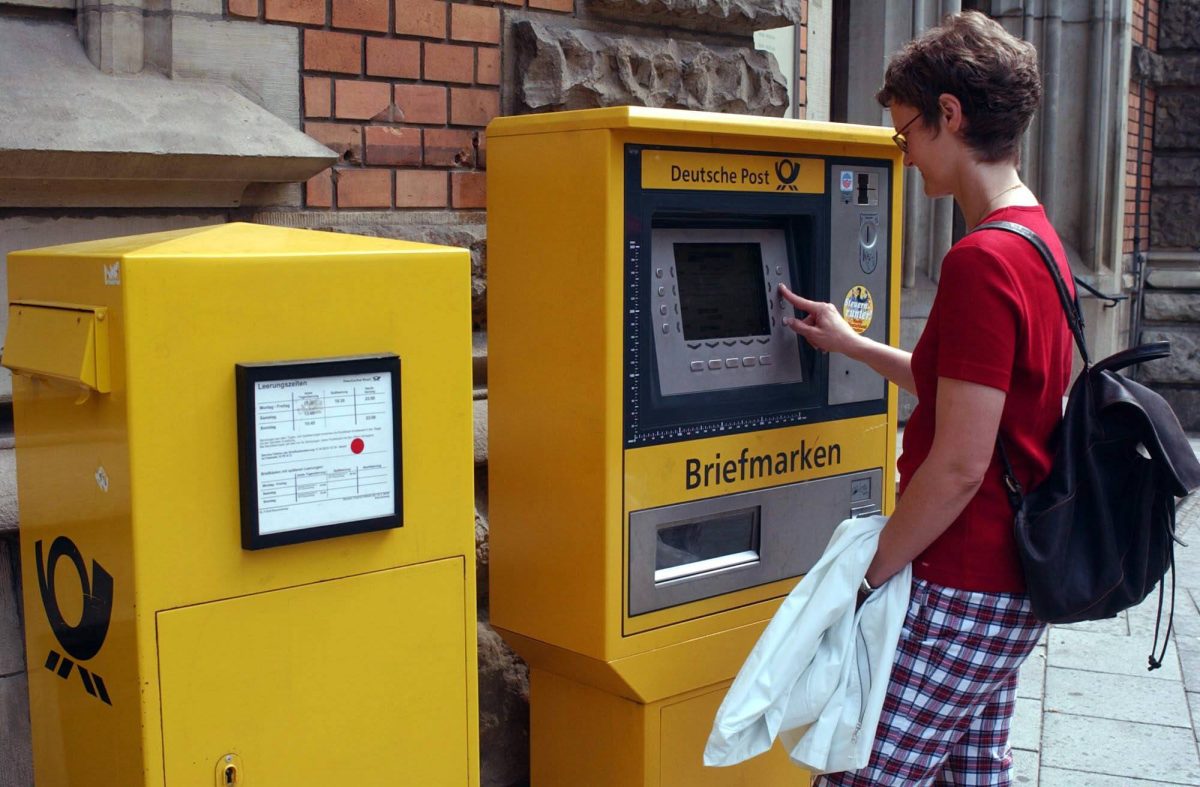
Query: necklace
984,182,1024,213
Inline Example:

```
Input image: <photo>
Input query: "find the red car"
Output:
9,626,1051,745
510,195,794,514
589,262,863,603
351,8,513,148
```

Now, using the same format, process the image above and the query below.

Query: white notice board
236,355,402,549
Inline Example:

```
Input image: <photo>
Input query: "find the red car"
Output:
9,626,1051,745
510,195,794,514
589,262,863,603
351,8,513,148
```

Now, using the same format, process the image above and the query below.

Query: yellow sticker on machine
642,150,825,193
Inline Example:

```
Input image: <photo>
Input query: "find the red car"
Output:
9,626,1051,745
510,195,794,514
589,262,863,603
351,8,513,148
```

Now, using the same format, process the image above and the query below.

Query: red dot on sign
350,438,365,454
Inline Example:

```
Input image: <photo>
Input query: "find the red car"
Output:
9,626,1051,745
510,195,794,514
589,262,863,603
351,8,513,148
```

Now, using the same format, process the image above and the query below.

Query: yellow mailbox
488,108,903,785
4,223,479,786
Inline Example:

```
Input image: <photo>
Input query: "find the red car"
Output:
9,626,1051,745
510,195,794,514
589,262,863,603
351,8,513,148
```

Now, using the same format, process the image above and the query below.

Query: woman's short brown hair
876,11,1041,163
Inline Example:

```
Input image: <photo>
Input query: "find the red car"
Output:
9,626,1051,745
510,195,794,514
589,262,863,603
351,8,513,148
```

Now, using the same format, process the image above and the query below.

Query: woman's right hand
778,283,866,358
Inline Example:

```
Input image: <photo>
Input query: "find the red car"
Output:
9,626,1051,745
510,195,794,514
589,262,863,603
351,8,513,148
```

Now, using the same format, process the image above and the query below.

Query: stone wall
1136,0,1200,427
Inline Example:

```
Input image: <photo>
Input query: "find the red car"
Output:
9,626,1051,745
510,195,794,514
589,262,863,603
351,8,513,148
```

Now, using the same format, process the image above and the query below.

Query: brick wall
1125,0,1159,256
227,0,509,211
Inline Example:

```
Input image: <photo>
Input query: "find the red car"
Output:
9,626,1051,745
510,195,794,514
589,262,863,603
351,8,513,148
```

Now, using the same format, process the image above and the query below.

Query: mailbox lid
3,302,110,392
157,558,472,786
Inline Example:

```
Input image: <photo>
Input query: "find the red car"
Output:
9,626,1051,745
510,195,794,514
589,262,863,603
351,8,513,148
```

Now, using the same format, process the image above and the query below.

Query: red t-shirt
898,205,1075,593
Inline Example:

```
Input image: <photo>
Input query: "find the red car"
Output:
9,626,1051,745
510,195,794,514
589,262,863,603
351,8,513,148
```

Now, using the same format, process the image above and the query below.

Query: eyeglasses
891,113,922,153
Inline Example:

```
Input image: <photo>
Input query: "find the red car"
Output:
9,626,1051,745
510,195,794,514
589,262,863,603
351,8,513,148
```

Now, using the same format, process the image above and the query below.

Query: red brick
367,38,420,78
338,168,392,207
336,80,393,120
333,0,389,31
305,122,364,163
425,42,475,83
476,129,487,168
265,0,324,24
495,0,521,5
395,0,447,38
451,3,499,44
366,126,422,165
396,170,448,207
394,84,447,124
307,170,333,207
451,171,486,208
304,77,332,118
450,87,498,126
424,128,475,166
305,30,362,74
228,0,258,17
477,47,499,85
529,0,571,10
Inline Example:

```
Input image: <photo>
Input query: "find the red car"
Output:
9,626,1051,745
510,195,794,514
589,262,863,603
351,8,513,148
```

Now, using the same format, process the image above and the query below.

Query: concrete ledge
0,18,335,208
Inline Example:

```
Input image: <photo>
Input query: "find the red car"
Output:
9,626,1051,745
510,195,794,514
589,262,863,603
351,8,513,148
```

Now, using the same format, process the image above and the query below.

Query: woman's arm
865,376,1006,585
778,284,916,394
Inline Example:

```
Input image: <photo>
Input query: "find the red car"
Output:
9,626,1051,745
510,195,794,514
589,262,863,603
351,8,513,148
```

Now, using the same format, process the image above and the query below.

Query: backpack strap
974,220,1091,367
970,220,1085,511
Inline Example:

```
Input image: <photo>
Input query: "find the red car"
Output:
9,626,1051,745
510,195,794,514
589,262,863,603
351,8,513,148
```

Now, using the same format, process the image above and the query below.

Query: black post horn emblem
35,537,115,704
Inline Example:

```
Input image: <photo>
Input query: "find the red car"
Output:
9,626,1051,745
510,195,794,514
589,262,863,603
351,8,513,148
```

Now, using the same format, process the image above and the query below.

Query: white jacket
703,514,910,775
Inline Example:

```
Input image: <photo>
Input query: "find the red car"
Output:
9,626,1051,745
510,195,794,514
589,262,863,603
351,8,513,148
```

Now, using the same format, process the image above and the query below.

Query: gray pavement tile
1018,644,1047,700
1012,746,1039,786
1057,614,1129,637
1011,696,1043,752
1041,712,1200,783
1129,589,1200,638
1040,768,1196,786
1043,666,1191,728
1174,633,1200,694
1047,627,1182,681
1189,692,1200,743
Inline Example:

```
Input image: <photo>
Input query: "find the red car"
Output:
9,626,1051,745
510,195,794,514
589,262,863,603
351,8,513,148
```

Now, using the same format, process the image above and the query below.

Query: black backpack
977,221,1200,670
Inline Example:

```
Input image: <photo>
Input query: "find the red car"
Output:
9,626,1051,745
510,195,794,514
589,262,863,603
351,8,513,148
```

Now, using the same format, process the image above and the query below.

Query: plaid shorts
815,578,1045,787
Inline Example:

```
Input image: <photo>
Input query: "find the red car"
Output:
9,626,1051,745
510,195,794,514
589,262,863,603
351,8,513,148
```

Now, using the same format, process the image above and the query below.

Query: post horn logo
35,537,114,705
775,159,802,191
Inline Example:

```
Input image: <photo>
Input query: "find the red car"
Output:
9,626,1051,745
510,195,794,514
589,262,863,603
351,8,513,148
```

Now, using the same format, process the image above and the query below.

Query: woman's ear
938,93,965,134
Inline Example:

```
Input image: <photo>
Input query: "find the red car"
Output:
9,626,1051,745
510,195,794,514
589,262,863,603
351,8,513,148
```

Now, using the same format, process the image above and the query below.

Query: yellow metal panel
487,106,896,148
158,559,471,786
659,686,810,787
487,129,623,658
4,302,110,392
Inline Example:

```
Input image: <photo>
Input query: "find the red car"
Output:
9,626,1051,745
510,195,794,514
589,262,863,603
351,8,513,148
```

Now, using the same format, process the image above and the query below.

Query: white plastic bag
703,515,910,774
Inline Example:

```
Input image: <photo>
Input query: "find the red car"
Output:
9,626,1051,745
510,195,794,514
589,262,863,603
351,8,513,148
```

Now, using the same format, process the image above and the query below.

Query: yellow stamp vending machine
3,223,479,786
487,107,903,786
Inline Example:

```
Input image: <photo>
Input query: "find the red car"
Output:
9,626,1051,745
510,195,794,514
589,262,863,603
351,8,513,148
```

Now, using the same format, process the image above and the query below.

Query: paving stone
1043,666,1191,728
1041,713,1200,782
1055,614,1128,637
1017,644,1046,699
1011,746,1039,786
1011,696,1042,752
1181,635,1200,693
1040,768,1194,786
1047,628,1181,681
1190,692,1200,743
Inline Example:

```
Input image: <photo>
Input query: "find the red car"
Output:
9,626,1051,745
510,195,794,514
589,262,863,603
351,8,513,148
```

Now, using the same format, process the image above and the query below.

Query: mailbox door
157,558,470,786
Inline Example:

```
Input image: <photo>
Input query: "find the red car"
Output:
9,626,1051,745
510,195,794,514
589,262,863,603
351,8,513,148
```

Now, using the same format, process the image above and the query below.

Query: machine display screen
674,243,770,340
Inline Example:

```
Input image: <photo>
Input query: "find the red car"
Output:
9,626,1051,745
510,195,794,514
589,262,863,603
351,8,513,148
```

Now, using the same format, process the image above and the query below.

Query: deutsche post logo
775,159,802,191
35,537,114,705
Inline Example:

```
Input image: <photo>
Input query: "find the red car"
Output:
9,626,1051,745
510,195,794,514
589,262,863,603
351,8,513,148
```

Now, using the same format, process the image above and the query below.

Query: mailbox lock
215,753,244,786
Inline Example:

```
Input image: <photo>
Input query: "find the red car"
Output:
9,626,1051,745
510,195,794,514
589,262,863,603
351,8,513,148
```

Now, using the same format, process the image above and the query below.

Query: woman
780,12,1074,785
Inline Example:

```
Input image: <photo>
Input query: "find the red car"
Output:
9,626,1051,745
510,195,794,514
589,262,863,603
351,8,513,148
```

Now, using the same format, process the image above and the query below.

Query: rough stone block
0,537,24,676
1145,292,1200,322
1152,192,1200,248
172,17,303,126
1153,387,1200,432
1139,328,1200,384
0,673,32,787
1160,53,1200,88
1154,155,1200,188
1156,92,1200,151
1161,0,1200,50
584,0,799,35
476,619,530,787
512,18,787,116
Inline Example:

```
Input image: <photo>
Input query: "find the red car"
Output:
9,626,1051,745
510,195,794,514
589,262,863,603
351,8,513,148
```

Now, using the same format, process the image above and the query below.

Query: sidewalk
1007,438,1200,786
